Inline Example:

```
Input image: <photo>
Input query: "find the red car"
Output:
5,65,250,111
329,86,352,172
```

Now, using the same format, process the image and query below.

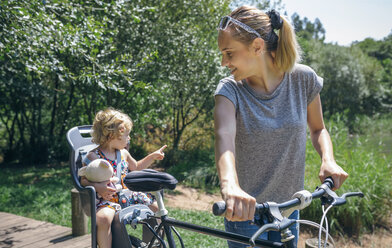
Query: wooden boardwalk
0,212,91,248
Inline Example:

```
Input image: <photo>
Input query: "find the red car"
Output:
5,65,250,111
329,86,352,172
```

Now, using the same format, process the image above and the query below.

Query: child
80,107,166,248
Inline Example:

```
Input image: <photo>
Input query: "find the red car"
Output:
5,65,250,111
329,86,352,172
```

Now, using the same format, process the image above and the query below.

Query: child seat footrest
124,169,178,192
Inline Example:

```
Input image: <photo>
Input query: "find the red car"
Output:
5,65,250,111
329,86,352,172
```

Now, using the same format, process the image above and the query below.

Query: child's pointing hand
153,145,167,160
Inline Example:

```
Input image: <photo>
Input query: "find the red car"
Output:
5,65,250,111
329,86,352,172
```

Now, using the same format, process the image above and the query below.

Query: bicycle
113,169,363,248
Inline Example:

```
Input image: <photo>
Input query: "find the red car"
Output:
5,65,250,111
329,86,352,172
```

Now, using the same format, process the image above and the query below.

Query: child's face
111,129,130,150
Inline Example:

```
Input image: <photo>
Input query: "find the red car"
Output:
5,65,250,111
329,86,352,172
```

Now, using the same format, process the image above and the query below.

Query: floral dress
94,149,155,211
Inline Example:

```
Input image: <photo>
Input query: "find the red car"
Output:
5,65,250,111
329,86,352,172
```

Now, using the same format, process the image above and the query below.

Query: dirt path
165,184,222,211
164,184,392,248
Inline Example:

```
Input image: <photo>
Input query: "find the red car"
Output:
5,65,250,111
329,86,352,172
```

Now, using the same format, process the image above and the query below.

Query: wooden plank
21,230,72,248
0,213,54,236
0,212,15,220
48,234,91,248
17,223,70,247
0,212,91,248
0,214,26,228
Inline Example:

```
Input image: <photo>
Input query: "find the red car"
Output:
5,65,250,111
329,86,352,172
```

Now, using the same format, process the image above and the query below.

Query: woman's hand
151,145,167,160
221,183,256,222
94,180,117,200
319,160,348,190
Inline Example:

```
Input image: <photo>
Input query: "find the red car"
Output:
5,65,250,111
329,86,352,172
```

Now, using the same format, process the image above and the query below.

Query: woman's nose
221,56,228,67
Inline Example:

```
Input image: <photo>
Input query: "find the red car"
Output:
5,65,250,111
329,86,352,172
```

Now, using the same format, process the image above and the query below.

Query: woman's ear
251,38,265,56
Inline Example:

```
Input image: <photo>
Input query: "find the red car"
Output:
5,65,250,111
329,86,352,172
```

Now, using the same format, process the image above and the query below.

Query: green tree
354,34,392,113
0,1,155,163
304,41,385,129
0,0,231,165
291,13,325,42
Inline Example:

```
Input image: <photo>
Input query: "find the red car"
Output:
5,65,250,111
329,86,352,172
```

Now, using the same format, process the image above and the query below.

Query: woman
214,6,348,247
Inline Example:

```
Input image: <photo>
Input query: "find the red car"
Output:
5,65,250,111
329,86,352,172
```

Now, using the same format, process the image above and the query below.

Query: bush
167,148,219,192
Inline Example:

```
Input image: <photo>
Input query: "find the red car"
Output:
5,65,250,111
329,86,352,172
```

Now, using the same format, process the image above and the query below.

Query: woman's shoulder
216,76,245,92
290,64,318,78
219,75,243,85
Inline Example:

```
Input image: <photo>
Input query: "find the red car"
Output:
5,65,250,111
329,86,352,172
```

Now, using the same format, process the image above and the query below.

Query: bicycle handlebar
212,177,363,216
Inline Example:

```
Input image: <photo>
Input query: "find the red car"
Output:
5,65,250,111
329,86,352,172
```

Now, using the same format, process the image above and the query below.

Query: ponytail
275,15,301,72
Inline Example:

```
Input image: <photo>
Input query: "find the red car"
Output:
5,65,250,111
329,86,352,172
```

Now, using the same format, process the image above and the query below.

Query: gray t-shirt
214,64,323,203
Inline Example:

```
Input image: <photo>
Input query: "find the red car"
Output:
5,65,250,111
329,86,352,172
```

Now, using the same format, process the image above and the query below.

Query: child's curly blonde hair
91,108,133,145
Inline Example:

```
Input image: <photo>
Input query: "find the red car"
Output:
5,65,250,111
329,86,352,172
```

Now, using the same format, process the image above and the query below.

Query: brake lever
320,185,364,207
249,218,296,246
249,223,280,246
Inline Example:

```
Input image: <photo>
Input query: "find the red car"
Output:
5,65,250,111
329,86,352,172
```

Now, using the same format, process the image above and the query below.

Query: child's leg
148,202,159,212
96,207,116,248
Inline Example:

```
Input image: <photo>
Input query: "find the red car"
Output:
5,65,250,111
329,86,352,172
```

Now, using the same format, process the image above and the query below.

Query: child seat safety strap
115,149,122,185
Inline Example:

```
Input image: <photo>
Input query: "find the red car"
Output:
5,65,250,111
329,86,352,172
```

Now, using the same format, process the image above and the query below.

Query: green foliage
292,13,325,42
300,40,388,130
0,0,231,165
230,0,284,10
167,148,219,193
354,35,392,112
130,0,230,155
0,0,157,163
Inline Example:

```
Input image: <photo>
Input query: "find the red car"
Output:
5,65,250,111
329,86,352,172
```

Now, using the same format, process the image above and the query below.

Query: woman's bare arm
307,94,348,190
214,95,256,221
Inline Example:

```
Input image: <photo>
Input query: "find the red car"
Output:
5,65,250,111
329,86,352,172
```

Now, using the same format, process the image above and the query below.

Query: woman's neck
246,54,284,94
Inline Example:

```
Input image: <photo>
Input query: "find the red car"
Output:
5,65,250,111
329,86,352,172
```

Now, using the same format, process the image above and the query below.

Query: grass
165,208,226,247
0,163,73,227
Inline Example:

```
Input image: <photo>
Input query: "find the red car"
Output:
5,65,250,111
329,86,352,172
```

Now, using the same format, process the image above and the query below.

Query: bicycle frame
138,191,286,248
133,178,363,248
154,215,285,248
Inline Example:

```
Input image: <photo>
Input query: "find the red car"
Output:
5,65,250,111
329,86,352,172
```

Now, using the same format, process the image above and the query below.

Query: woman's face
218,30,259,81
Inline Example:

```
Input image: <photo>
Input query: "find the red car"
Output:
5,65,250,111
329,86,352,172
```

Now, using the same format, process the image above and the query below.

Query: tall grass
302,115,392,236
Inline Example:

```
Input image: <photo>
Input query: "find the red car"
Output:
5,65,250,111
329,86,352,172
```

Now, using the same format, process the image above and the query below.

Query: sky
278,0,392,46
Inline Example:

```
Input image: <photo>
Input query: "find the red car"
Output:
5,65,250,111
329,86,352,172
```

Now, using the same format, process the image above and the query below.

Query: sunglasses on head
218,16,261,38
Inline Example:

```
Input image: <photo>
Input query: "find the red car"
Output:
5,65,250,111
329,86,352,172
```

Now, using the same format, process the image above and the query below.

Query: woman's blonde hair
91,107,133,145
227,6,301,72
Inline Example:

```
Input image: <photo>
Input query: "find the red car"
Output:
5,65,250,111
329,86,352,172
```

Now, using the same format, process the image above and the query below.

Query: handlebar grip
212,201,226,216
323,177,334,189
342,192,364,199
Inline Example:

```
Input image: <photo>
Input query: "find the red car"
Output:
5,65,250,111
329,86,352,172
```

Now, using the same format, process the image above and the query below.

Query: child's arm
126,145,167,171
80,152,116,200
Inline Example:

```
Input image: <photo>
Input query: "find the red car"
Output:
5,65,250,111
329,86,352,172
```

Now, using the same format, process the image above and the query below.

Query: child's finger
159,145,167,152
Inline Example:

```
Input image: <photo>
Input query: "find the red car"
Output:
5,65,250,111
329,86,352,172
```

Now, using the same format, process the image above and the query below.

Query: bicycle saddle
124,169,178,192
